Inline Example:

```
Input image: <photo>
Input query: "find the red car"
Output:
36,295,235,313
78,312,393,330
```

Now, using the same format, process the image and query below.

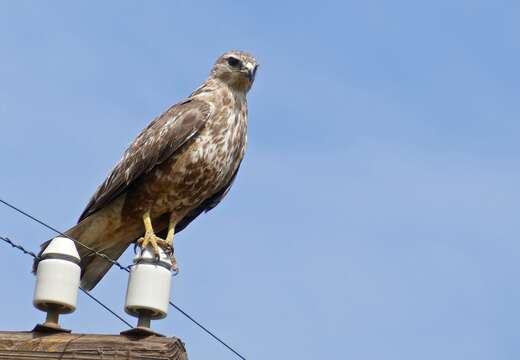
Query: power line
0,197,247,360
79,288,132,328
0,235,132,329
169,301,246,360
0,198,130,272
0,234,39,259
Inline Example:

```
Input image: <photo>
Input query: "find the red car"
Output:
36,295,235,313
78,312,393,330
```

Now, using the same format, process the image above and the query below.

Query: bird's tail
33,198,142,291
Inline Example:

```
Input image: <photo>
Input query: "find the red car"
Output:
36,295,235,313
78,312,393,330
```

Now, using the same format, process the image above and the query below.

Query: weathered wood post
0,331,187,359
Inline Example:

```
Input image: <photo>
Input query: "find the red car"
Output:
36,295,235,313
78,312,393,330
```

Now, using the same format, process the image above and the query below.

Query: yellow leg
137,211,164,258
164,218,179,275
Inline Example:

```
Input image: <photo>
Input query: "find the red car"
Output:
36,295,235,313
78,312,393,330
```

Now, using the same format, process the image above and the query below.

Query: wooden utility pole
0,331,187,359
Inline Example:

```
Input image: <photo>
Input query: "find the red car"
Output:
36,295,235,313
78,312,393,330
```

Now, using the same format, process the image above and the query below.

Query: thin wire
0,235,132,328
79,288,132,328
0,198,130,272
0,234,39,259
169,301,246,360
0,197,247,360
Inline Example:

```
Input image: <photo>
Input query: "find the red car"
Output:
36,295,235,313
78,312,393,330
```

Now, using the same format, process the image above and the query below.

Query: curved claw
137,231,162,257
171,266,180,276
170,253,179,276
161,243,173,257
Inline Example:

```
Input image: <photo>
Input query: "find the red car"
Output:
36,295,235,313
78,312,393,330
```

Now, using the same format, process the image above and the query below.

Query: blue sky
1,1,519,359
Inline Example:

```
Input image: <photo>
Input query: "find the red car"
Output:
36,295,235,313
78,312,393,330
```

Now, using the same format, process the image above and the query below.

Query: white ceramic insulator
125,246,172,320
33,237,81,314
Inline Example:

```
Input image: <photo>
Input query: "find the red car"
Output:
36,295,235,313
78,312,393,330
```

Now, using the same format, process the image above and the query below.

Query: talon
137,230,163,258
138,212,179,270
171,263,180,276
170,254,179,275
164,244,173,257
163,217,177,272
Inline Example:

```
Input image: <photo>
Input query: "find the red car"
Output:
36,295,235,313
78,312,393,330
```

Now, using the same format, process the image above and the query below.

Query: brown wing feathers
79,99,211,222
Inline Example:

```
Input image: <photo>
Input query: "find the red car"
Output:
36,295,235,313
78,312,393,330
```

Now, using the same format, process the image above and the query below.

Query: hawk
35,51,258,290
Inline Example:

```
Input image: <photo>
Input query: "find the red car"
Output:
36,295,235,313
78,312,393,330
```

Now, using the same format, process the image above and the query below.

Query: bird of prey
35,51,258,291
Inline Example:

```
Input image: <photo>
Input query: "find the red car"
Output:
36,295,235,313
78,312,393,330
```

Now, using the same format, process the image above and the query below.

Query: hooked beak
246,64,258,82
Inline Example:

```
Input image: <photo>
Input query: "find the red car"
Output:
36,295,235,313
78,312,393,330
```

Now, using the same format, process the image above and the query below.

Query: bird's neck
191,78,247,104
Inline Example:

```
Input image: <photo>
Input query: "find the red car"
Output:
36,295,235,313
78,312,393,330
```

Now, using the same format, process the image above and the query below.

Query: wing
78,98,212,222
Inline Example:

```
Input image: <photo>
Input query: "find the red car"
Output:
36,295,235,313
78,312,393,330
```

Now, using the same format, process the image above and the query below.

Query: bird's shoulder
78,97,213,222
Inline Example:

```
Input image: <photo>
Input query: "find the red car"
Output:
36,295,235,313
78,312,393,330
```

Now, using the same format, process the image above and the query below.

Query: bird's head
210,51,258,93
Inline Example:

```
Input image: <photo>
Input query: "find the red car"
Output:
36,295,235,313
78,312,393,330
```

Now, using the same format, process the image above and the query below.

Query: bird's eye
227,57,241,68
